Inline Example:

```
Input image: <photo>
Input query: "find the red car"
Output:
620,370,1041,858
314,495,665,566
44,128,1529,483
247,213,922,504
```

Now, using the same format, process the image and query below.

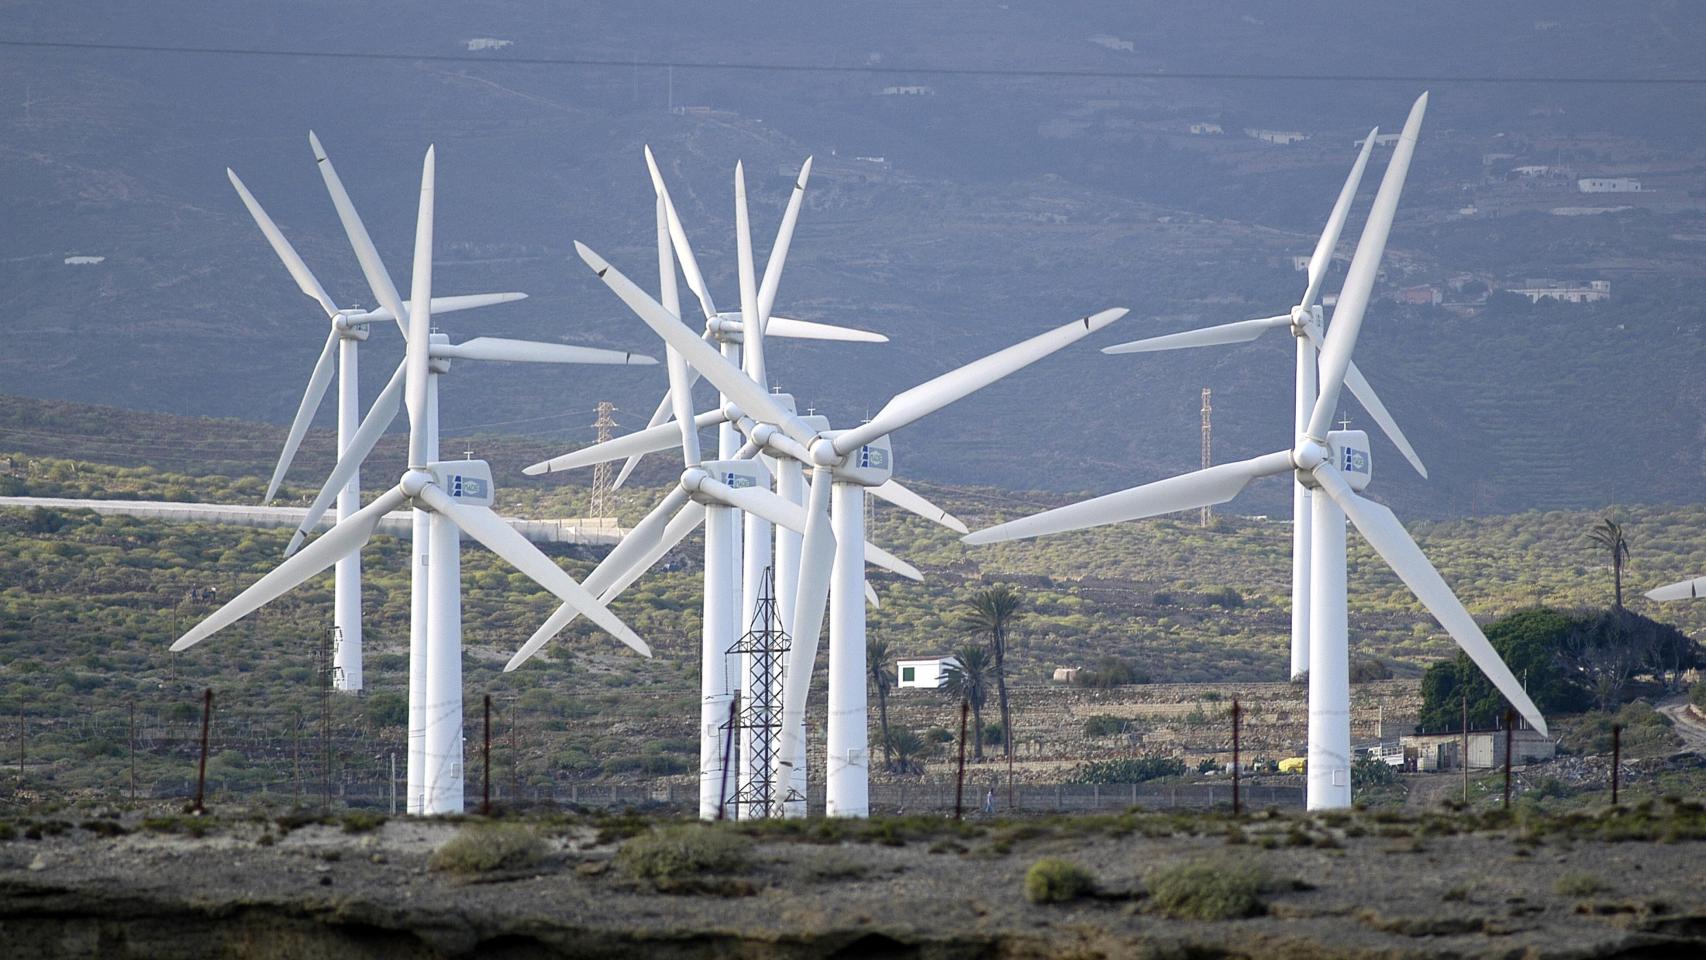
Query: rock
27,854,47,872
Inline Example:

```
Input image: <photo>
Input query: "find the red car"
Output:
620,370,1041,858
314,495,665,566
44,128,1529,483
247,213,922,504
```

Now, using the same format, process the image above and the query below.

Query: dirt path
1658,694,1706,754
1401,771,1462,811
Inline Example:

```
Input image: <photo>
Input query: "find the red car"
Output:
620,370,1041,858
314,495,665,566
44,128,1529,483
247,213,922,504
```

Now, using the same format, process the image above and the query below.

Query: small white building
1509,279,1612,304
1245,128,1309,145
1354,132,1402,148
880,85,933,96
1188,122,1223,135
897,656,959,690
1578,177,1642,193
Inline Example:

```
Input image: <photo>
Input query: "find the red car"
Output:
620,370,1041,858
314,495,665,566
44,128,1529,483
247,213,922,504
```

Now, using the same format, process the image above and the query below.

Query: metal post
389,752,396,815
482,694,492,816
954,699,969,821
1232,698,1242,816
1611,723,1622,805
193,689,212,815
1461,690,1469,806
16,707,23,796
510,700,519,807
1502,708,1514,811
717,695,739,821
129,701,137,806
291,710,301,808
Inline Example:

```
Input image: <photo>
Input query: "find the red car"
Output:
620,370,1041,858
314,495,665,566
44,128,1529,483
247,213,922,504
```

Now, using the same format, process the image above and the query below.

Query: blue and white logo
1341,448,1369,474
858,445,891,470
450,475,489,500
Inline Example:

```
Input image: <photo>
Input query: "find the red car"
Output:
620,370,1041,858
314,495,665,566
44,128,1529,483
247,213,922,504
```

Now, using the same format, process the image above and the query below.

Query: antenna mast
1200,387,1213,527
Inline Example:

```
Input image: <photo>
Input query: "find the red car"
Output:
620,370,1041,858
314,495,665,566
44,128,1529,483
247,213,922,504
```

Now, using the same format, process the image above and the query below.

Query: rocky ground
2,802,1704,959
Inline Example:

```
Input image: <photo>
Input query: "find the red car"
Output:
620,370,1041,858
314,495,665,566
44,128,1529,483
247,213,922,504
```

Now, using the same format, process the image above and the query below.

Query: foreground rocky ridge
2,806,1704,959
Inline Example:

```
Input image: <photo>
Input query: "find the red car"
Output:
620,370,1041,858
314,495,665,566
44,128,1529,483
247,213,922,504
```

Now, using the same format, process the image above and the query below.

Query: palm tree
884,728,927,776
941,644,993,760
868,636,895,772
965,584,1024,760
1587,516,1632,610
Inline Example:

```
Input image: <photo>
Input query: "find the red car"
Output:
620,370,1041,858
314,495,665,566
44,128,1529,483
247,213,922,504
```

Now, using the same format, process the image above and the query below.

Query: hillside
3,399,1705,800
5,2,1706,515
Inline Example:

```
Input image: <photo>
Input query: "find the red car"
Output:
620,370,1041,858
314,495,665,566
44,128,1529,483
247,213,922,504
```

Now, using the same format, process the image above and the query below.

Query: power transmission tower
589,401,617,528
1200,387,1213,527
726,567,792,818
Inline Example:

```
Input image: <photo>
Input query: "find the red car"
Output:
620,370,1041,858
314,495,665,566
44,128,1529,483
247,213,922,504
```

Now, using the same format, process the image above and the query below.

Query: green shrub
341,812,385,834
1025,857,1096,904
1554,871,1609,897
1083,715,1125,738
1070,756,1186,784
1149,858,1268,920
616,825,751,888
428,824,547,874
1690,683,1706,711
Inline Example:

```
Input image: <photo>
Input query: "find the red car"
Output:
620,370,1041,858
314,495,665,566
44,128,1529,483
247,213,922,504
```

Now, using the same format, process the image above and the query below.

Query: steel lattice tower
589,401,616,526
725,566,793,818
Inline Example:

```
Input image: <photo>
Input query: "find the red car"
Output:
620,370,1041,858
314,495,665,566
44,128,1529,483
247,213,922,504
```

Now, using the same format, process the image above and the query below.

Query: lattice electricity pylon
725,566,792,818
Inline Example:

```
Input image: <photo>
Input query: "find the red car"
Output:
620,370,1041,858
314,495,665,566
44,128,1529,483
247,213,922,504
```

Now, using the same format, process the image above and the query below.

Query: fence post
1611,723,1622,805
482,694,492,816
129,701,137,806
954,699,969,821
192,689,212,815
1502,708,1515,811
1232,698,1242,815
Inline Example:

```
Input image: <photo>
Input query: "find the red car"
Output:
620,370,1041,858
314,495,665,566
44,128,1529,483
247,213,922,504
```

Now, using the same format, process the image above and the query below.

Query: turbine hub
400,469,434,499
1292,438,1329,472
1289,305,1310,335
332,313,371,340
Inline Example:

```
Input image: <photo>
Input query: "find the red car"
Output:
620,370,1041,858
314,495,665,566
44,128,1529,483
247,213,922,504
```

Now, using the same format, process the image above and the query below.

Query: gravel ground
2,807,1703,958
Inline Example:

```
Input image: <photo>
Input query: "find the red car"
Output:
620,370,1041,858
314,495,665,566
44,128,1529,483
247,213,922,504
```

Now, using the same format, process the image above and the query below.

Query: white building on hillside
897,656,959,690
1245,128,1309,145
1577,177,1642,193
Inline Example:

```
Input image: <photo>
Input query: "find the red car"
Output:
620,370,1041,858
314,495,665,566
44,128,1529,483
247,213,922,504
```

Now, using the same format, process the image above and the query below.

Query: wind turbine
172,145,653,815
965,93,1547,810
226,166,523,692
1097,129,1426,681
510,197,922,819
275,133,655,812
576,232,1126,816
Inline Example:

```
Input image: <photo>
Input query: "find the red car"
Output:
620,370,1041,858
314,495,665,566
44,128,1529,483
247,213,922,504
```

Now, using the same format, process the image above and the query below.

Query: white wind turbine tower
577,234,1126,816
226,166,523,692
966,93,1547,810
1097,130,1427,680
172,146,653,816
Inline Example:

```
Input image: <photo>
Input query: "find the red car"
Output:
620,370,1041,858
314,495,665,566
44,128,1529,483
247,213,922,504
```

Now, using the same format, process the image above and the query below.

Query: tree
883,728,926,776
941,644,993,760
1417,607,1588,731
868,636,895,772
964,584,1024,760
1586,516,1631,610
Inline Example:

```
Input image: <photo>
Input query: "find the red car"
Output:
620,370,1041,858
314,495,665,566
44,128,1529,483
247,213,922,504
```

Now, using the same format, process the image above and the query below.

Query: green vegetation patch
1024,857,1097,904
616,825,753,892
1148,858,1269,920
428,823,548,874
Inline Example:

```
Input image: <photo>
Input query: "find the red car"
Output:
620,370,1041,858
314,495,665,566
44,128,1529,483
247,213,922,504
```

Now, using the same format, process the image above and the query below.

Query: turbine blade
226,168,338,318
423,292,526,314
1301,128,1380,311
697,473,920,580
599,500,705,604
833,308,1128,456
265,329,340,502
504,487,691,671
287,359,405,556
418,484,650,657
776,466,835,790
868,479,969,533
643,146,717,321
1300,324,1426,478
963,450,1293,545
173,487,407,651
1647,577,1706,602
1316,466,1546,735
525,410,725,476
756,157,813,329
668,349,702,467
1101,315,1286,355
433,337,656,366
575,242,818,448
1307,92,1428,441
404,146,435,468
865,583,879,608
308,131,409,337
764,315,888,343
734,161,766,386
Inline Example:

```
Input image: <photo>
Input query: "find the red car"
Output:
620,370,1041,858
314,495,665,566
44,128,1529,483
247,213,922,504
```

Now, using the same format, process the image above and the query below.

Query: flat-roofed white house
897,655,959,689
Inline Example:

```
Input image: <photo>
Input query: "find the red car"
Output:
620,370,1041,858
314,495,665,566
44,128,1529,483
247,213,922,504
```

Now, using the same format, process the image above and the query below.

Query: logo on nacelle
858,444,891,471
450,474,489,500
1341,447,1369,475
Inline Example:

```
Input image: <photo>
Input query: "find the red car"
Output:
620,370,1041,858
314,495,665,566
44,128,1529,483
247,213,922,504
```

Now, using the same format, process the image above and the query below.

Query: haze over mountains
4,1,1706,518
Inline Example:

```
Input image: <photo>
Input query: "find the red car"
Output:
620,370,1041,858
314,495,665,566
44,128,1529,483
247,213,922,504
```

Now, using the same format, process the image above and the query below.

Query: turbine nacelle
683,460,762,504
825,432,894,486
331,313,372,339
1328,431,1373,492
429,460,496,507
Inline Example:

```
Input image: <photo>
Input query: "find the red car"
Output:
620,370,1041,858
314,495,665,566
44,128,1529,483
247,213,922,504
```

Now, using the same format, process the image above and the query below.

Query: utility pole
589,401,617,528
1200,388,1213,527
1461,690,1470,806
129,701,137,806
1231,698,1242,816
193,689,212,815
481,694,492,816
